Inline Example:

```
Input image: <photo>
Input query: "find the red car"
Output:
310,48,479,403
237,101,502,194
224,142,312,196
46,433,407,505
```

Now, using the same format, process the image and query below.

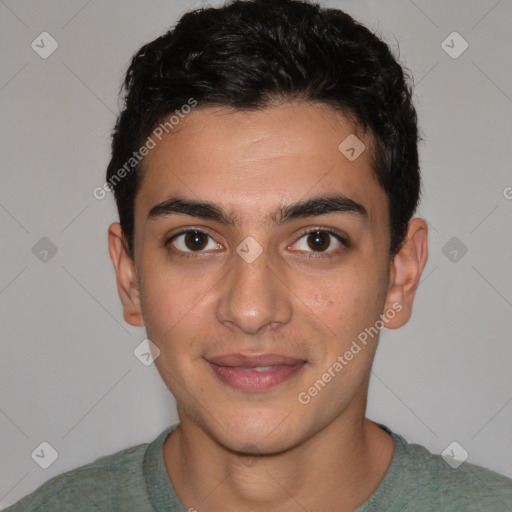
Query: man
6,0,512,510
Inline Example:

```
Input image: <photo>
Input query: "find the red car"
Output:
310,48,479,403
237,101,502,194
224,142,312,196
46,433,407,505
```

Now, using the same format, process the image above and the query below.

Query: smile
206,353,307,392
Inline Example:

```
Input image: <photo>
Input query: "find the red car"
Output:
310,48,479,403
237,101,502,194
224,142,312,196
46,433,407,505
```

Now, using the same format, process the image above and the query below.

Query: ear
108,222,145,327
383,218,428,329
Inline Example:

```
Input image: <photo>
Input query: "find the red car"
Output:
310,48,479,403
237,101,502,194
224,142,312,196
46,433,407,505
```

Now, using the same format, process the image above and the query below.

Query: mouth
206,353,307,392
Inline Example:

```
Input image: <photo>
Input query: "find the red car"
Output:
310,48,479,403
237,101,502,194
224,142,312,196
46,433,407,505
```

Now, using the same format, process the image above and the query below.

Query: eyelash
294,228,350,258
165,227,349,259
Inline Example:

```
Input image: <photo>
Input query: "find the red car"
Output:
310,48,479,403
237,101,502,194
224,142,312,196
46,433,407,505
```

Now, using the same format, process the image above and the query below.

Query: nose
215,245,293,335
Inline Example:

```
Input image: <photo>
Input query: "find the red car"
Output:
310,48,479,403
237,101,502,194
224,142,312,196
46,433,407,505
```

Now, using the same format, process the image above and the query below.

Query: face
110,101,424,454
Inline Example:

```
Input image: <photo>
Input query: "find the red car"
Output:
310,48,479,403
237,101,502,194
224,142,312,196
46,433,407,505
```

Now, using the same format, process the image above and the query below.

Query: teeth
238,366,275,372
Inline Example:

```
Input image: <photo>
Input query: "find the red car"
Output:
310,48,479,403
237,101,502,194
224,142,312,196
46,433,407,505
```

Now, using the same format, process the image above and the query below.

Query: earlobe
108,223,145,327
383,218,428,330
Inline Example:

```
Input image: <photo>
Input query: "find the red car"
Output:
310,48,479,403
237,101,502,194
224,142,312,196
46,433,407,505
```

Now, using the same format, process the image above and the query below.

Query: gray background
1,0,511,507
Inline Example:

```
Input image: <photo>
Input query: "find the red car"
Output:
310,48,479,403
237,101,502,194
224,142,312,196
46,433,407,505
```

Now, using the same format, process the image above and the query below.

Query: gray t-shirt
4,423,512,511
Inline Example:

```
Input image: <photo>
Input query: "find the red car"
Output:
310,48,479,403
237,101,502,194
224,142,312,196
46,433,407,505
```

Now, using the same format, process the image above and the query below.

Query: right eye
167,229,222,253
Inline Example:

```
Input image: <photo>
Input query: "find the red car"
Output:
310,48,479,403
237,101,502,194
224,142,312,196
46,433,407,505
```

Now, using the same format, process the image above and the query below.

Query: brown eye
290,229,348,255
168,230,220,253
184,231,208,251
306,231,331,251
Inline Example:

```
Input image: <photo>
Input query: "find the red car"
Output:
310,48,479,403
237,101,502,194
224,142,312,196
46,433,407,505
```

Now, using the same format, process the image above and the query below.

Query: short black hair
106,0,420,257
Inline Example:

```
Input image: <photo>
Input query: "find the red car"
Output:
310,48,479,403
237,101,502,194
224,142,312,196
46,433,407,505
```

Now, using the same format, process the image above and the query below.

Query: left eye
291,230,346,253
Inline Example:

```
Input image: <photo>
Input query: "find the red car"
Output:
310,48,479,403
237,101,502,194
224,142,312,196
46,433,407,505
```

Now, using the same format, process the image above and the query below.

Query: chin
208,405,305,455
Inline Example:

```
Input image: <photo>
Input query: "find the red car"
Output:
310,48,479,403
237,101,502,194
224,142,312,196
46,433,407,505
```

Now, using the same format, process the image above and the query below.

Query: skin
108,101,428,511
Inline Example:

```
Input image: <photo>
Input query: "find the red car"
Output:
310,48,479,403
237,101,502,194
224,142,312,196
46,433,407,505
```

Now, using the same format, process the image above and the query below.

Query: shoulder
391,431,512,511
3,441,151,512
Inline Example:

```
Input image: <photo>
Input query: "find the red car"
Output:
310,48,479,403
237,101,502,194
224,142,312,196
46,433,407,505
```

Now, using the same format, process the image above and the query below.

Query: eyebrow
147,194,368,226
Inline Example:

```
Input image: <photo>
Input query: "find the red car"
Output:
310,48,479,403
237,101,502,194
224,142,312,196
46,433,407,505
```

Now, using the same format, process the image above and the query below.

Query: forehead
135,102,387,226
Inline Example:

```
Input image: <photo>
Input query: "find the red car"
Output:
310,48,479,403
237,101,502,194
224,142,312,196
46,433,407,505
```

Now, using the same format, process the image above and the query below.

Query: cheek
138,262,226,385
298,266,387,337
138,261,205,347
140,269,212,398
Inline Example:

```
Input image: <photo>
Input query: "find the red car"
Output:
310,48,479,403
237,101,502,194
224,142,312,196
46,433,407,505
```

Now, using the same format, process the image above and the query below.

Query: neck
163,410,394,512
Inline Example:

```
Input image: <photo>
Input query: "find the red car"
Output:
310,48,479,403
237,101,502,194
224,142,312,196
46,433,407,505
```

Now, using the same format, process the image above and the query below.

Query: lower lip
207,362,306,391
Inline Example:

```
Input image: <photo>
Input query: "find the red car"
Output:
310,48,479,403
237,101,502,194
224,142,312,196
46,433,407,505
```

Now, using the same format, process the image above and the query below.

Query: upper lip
206,353,306,368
